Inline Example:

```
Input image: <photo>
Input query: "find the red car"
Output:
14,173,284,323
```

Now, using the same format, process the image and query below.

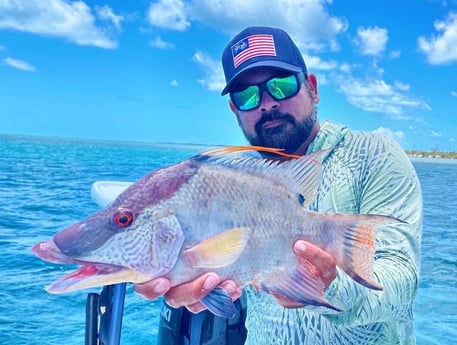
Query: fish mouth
32,240,152,294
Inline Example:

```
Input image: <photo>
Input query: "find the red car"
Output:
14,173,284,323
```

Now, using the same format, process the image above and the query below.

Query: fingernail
153,280,168,294
294,240,306,253
203,275,218,290
224,283,235,295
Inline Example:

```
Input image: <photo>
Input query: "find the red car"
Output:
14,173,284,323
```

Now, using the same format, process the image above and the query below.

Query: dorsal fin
192,146,333,208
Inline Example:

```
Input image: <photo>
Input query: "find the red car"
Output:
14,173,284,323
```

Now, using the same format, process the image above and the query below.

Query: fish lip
32,239,108,267
33,239,154,293
32,240,81,265
45,263,130,294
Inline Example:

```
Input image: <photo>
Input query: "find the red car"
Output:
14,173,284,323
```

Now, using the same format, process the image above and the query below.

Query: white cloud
3,57,35,71
451,90,457,97
149,36,175,49
170,79,179,87
373,127,405,141
192,50,225,91
149,0,347,52
370,59,384,75
394,80,410,91
338,77,430,118
354,26,388,56
418,12,457,64
339,63,351,73
431,130,443,137
389,50,401,59
95,5,124,31
303,54,338,71
147,0,190,31
0,0,117,48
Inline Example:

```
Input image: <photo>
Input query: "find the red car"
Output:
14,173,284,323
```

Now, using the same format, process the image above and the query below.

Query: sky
1,0,457,152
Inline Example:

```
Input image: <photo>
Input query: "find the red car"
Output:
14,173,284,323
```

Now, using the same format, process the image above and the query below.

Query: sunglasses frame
230,72,306,111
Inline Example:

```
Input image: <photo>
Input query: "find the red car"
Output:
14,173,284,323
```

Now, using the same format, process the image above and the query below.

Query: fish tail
327,213,404,290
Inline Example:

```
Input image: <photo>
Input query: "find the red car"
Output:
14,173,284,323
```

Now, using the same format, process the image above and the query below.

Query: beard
242,106,317,154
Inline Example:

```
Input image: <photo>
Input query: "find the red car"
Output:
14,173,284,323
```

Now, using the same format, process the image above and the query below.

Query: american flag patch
231,34,276,68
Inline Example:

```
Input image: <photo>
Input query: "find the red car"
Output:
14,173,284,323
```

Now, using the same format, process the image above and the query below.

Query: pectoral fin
183,227,250,268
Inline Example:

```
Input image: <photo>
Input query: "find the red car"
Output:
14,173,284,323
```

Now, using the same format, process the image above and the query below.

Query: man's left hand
272,240,337,308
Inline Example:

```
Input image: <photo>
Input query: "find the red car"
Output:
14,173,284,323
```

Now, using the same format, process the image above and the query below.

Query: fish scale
160,158,356,291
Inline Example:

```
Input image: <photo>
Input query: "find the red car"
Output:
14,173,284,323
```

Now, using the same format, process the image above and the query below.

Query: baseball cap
221,26,307,95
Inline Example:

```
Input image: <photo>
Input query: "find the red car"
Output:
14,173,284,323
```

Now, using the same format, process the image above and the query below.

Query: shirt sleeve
319,135,423,327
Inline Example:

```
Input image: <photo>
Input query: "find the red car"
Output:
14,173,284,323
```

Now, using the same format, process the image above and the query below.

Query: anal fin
260,261,342,312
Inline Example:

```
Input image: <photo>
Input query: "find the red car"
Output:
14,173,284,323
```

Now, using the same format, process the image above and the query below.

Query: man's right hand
134,273,242,314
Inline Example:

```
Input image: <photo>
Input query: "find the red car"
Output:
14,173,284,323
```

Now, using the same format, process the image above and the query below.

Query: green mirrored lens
266,75,298,100
230,74,302,111
232,85,260,111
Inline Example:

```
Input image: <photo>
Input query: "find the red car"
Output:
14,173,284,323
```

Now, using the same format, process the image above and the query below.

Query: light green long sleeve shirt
245,121,423,345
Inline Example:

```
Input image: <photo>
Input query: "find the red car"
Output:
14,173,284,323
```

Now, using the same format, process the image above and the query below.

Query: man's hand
133,240,336,312
272,240,337,308
134,274,242,314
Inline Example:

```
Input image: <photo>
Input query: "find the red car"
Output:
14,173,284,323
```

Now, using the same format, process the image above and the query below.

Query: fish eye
113,208,134,228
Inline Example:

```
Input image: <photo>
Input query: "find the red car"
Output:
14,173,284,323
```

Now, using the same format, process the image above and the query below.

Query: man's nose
259,91,280,112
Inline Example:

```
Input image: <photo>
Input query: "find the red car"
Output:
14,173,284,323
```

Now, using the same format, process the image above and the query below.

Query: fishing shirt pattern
244,121,423,345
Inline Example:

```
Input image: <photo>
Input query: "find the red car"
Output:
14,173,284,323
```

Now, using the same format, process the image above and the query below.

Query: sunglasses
230,73,305,111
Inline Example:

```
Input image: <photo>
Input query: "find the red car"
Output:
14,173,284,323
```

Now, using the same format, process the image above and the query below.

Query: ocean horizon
0,133,456,344
2,132,456,161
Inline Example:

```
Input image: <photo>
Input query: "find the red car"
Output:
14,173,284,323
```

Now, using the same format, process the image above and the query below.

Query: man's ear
229,99,237,114
307,73,320,104
228,99,243,126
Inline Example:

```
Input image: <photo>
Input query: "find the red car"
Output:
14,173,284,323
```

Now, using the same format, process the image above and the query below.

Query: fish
32,146,402,318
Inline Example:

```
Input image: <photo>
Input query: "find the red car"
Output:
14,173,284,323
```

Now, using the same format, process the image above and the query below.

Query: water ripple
0,135,455,344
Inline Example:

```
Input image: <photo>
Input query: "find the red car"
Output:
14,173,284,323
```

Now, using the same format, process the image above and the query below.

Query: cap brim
221,60,303,95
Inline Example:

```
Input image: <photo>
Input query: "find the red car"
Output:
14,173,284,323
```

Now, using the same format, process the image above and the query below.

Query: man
135,26,422,344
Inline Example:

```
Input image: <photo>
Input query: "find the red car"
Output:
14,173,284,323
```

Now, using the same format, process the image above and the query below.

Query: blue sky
1,0,456,151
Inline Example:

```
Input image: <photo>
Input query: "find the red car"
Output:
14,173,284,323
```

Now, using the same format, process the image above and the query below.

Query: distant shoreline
406,151,456,160
1,133,455,160
0,133,223,150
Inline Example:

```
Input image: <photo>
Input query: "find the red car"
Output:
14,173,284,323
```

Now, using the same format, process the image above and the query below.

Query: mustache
255,111,295,131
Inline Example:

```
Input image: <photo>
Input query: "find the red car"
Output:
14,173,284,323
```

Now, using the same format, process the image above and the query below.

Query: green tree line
406,149,457,159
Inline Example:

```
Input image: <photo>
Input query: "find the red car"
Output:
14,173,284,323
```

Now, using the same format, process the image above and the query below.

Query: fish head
51,203,185,274
33,161,197,293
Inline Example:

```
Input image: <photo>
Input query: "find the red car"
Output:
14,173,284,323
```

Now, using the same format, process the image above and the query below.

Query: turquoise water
0,134,456,344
